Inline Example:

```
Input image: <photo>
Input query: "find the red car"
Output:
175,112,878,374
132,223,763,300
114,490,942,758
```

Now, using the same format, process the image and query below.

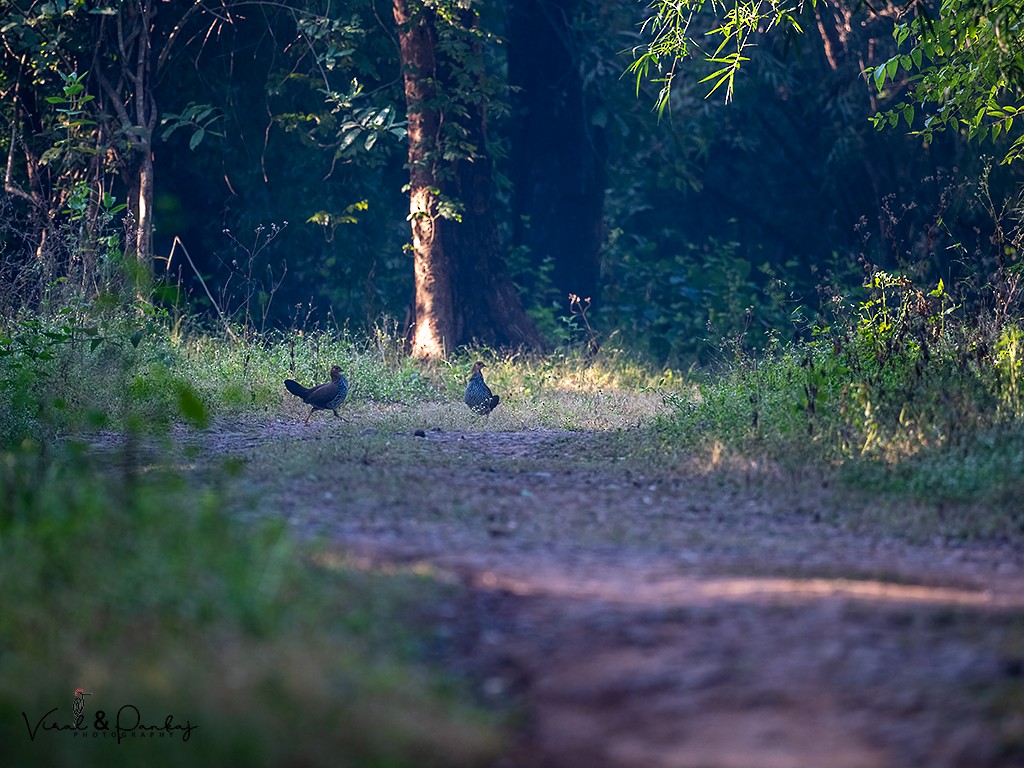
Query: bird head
470,361,486,376
329,365,343,380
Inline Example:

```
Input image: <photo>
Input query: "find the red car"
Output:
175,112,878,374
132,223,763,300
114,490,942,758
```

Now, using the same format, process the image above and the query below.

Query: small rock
414,429,427,438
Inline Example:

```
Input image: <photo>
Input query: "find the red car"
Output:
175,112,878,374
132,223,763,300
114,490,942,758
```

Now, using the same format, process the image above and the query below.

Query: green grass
652,333,1024,541
0,316,519,767
4,300,1024,766
0,436,502,767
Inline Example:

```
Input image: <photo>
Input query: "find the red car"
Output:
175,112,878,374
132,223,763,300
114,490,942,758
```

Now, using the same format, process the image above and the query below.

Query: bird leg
304,408,314,426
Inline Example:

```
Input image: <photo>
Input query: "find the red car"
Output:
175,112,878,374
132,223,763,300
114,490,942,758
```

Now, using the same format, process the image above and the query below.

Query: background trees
2,0,1021,365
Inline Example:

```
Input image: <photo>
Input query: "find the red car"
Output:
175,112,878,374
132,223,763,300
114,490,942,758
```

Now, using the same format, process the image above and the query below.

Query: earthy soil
97,411,1024,768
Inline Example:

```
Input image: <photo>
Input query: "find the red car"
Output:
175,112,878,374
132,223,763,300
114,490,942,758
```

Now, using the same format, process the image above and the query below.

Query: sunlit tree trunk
393,0,455,358
393,0,542,358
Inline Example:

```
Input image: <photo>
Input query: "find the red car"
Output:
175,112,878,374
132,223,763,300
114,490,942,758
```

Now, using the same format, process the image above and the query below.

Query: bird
284,365,349,425
464,361,500,416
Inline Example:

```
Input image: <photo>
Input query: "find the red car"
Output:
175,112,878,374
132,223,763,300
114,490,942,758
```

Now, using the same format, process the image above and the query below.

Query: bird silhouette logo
73,688,90,727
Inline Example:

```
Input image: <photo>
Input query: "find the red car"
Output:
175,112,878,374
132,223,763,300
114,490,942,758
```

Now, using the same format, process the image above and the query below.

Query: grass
650,330,1024,541
4,298,1024,765
0,434,502,768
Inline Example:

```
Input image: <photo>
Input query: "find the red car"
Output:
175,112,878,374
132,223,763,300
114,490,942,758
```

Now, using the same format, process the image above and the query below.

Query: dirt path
101,418,1024,767
330,430,1024,768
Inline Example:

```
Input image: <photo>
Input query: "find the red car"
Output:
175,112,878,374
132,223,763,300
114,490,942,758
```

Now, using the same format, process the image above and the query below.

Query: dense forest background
2,0,1022,365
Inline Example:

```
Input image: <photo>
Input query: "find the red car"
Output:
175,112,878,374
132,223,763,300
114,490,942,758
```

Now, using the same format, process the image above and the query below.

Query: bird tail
284,379,309,398
488,395,500,411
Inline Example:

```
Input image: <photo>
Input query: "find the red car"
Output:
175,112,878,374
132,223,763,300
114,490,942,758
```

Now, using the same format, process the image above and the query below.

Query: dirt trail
101,420,1024,767
331,429,1024,768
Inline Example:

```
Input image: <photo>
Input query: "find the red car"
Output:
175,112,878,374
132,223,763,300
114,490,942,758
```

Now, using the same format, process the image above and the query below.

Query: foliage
160,102,225,150
632,0,1024,174
868,0,1024,164
0,0,1019,370
599,228,805,364
657,260,1024,536
628,0,815,114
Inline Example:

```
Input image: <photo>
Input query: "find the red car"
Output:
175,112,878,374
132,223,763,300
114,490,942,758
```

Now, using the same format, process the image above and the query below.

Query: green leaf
189,128,205,151
885,58,899,81
338,129,360,152
873,65,887,91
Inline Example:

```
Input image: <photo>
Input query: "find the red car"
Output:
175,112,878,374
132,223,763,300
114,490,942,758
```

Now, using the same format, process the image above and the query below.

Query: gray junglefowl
284,365,349,425
464,361,500,416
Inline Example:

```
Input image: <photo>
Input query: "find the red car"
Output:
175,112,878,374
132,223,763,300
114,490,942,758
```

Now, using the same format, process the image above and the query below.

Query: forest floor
131,394,1024,768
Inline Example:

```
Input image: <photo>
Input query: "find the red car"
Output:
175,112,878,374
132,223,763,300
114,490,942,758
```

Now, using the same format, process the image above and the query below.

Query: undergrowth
657,268,1024,540
0,429,501,767
4,257,1024,768
0,313,512,768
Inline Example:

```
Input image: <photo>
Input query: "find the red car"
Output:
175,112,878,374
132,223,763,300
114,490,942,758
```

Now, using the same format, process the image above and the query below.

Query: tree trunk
125,147,155,292
393,0,542,357
93,1,158,282
393,0,456,358
444,51,546,349
508,0,606,305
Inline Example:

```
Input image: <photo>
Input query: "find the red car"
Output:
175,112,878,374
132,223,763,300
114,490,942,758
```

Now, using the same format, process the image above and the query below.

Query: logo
22,687,197,744
73,688,90,727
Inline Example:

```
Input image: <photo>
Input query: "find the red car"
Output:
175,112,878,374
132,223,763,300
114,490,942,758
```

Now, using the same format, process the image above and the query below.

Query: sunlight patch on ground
346,388,669,432
467,569,1013,609
311,549,459,583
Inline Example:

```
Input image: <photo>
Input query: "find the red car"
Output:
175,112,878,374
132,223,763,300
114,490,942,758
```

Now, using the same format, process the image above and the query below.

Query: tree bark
444,55,546,349
393,0,542,357
393,0,455,358
93,1,158,279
